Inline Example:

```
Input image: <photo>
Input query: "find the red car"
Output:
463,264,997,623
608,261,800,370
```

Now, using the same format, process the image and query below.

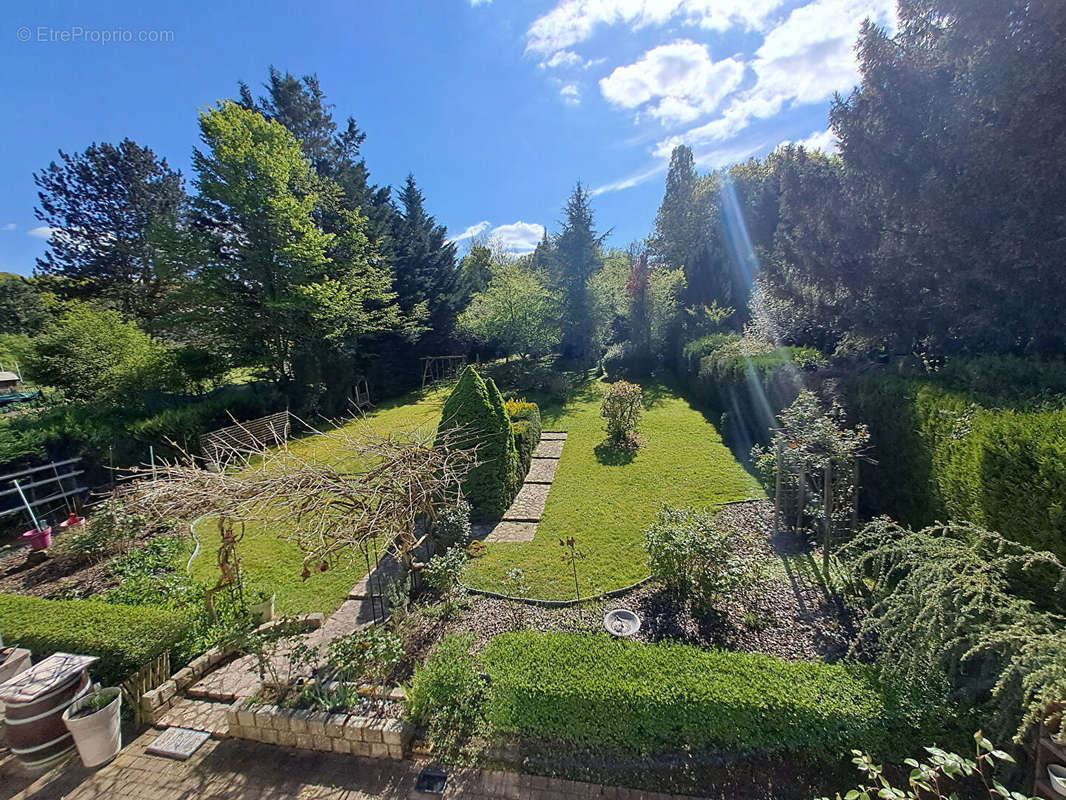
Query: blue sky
0,0,896,275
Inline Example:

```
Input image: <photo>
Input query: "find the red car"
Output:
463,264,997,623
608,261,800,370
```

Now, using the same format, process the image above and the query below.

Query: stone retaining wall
226,698,413,759
139,612,325,724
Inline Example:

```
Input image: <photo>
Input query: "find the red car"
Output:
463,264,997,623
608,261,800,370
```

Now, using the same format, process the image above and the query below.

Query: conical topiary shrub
436,366,519,520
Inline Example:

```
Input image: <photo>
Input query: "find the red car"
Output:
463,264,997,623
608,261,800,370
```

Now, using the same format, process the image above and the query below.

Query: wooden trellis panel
200,410,291,465
120,650,170,725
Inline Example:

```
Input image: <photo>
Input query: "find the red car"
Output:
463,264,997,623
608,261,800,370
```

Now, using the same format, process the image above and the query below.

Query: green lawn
464,379,763,599
188,377,762,608
188,387,450,615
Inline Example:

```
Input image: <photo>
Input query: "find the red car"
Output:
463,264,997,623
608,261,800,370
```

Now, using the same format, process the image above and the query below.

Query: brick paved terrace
2,728,709,800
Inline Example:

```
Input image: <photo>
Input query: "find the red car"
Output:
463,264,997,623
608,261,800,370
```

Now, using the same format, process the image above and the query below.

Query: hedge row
0,593,195,685
506,399,542,481
480,631,920,758
676,333,822,452
846,372,1066,560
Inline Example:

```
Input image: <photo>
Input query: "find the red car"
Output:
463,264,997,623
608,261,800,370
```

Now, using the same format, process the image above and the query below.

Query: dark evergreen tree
458,243,493,301
33,139,187,332
390,174,460,350
0,273,50,336
238,67,394,251
553,182,604,361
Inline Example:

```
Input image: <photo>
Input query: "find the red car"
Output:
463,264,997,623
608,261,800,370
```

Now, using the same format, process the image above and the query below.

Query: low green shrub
430,500,472,549
846,372,1066,560
404,632,487,756
481,631,924,758
644,505,766,608
0,593,195,684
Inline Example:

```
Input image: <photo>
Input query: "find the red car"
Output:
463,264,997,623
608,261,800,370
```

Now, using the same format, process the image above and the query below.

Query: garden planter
21,526,52,551
62,688,122,768
248,594,275,625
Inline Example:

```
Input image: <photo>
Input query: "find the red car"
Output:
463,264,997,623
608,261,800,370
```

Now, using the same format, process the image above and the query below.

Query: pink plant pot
22,526,52,551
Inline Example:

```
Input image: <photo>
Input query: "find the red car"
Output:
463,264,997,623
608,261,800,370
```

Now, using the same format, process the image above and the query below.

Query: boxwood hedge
506,399,542,482
0,593,195,684
481,631,921,758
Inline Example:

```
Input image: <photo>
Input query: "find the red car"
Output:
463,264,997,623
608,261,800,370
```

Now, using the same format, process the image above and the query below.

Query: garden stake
12,479,42,531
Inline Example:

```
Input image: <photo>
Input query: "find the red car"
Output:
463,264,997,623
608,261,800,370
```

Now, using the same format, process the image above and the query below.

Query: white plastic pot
62,688,121,768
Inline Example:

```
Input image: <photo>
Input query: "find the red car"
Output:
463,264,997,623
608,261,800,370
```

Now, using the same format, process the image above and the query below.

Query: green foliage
0,593,195,684
55,498,149,564
0,273,51,336
32,139,186,330
25,304,175,401
839,518,1066,740
422,546,468,595
551,182,605,362
644,505,767,608
457,261,560,359
430,499,472,549
435,366,519,520
403,632,487,757
846,372,1066,560
506,398,542,481
818,731,1036,800
601,341,652,381
481,631,923,757
600,380,644,448
325,625,404,687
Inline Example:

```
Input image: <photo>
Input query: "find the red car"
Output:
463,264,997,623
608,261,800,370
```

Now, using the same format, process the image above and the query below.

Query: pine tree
553,182,604,361
33,139,187,332
390,174,460,349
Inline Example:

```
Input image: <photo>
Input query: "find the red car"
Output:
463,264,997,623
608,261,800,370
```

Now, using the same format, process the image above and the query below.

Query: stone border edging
226,698,413,759
462,575,652,608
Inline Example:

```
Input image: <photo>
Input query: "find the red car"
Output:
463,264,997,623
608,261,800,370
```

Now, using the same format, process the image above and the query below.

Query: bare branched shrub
119,417,476,576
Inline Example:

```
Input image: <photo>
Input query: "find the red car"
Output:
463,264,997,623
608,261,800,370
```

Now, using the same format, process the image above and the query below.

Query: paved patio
2,728,707,800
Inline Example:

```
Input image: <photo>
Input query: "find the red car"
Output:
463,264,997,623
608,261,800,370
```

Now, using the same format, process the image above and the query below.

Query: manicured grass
189,378,761,608
464,379,762,599
188,387,450,615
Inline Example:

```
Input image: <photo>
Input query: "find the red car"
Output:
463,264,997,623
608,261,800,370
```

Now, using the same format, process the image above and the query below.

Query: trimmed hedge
506,399,542,482
677,333,823,452
846,372,1066,559
436,366,519,520
481,631,920,758
0,593,195,684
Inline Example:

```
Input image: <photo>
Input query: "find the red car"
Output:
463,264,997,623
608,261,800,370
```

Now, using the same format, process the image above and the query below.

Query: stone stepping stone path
472,431,567,544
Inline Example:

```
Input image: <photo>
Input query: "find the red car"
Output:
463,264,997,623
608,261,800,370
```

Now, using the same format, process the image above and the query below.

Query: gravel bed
400,500,855,667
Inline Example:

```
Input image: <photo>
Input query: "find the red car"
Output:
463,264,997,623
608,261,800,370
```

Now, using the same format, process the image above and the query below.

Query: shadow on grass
594,441,638,466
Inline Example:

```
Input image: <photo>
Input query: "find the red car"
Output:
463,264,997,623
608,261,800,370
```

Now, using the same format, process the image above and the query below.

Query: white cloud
489,221,545,253
28,226,55,239
526,0,786,58
447,220,491,244
560,83,581,105
0,223,15,231
543,50,584,69
786,127,839,153
469,0,491,6
591,162,669,196
599,40,745,126
654,0,895,156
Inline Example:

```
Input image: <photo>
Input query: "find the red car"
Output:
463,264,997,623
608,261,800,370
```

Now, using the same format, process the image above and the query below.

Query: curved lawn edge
462,575,652,607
